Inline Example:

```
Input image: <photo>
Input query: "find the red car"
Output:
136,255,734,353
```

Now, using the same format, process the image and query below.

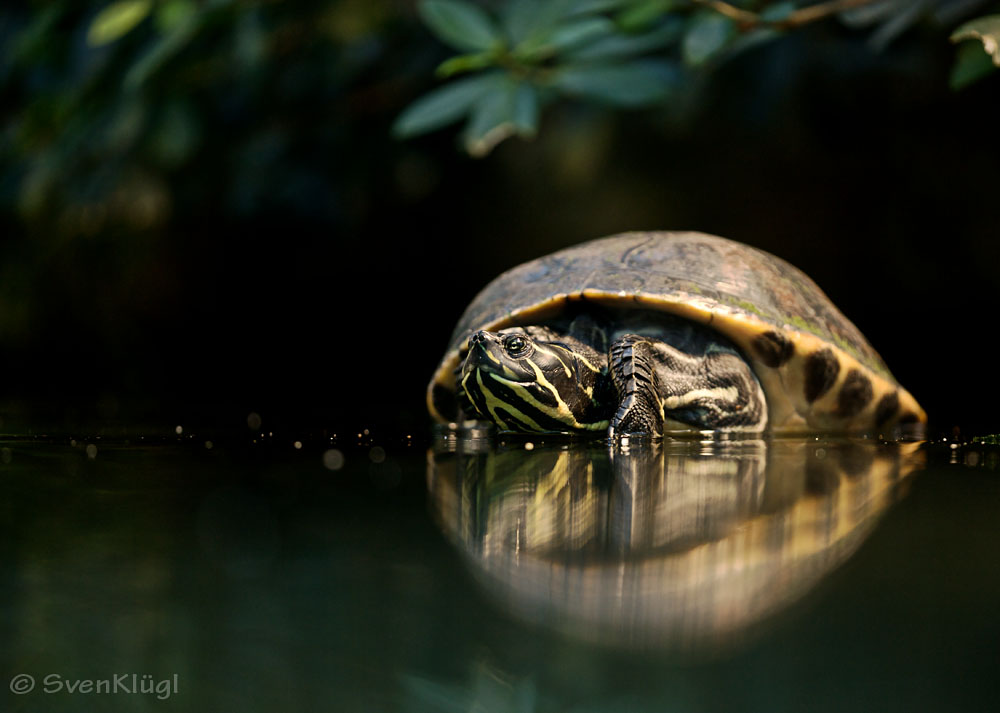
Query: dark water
0,430,997,712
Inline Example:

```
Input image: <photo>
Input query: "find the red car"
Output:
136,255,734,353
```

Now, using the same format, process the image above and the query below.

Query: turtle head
459,327,609,433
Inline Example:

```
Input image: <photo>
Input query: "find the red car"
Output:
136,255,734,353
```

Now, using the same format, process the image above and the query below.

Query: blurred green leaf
17,154,59,217
87,1,153,47
550,60,677,106
516,15,617,60
234,9,266,70
950,41,998,89
393,73,500,139
104,98,147,153
759,1,796,24
436,52,495,78
464,76,520,156
950,14,1000,67
8,6,62,65
512,82,540,137
616,0,673,33
501,0,540,44
154,0,197,32
123,11,199,90
502,0,574,46
419,0,503,52
400,675,470,713
682,12,736,66
571,0,631,12
547,17,618,53
563,18,682,61
459,76,541,156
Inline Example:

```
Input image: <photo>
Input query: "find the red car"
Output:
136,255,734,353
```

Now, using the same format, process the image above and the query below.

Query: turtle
427,232,925,437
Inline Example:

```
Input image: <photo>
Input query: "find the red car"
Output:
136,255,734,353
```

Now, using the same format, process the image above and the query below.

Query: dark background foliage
1,0,998,436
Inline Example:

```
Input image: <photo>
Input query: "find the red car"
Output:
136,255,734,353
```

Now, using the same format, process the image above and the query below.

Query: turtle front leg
608,334,768,437
608,335,665,437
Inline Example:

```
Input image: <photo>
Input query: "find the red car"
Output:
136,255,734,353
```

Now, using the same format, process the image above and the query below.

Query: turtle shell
429,232,925,434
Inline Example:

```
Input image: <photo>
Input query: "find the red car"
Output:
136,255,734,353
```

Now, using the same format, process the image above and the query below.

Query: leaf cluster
3,0,998,241
393,0,717,155
394,0,1000,155
2,0,397,234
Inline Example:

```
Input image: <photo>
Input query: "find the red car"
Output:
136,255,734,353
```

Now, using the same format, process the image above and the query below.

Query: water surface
0,432,997,711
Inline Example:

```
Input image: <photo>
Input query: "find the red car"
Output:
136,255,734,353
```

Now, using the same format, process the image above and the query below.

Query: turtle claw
609,397,663,439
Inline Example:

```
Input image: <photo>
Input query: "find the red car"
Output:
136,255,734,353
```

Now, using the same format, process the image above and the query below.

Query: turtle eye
503,335,529,357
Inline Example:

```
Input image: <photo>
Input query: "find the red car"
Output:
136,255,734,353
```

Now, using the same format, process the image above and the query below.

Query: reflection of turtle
428,232,925,436
426,438,924,650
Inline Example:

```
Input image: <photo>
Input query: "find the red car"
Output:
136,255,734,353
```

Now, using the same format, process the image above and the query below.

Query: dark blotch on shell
875,392,900,427
837,369,873,418
805,348,840,403
753,330,794,367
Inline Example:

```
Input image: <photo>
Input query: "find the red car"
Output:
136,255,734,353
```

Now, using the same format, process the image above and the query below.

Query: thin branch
782,0,879,28
692,0,758,25
692,0,880,30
